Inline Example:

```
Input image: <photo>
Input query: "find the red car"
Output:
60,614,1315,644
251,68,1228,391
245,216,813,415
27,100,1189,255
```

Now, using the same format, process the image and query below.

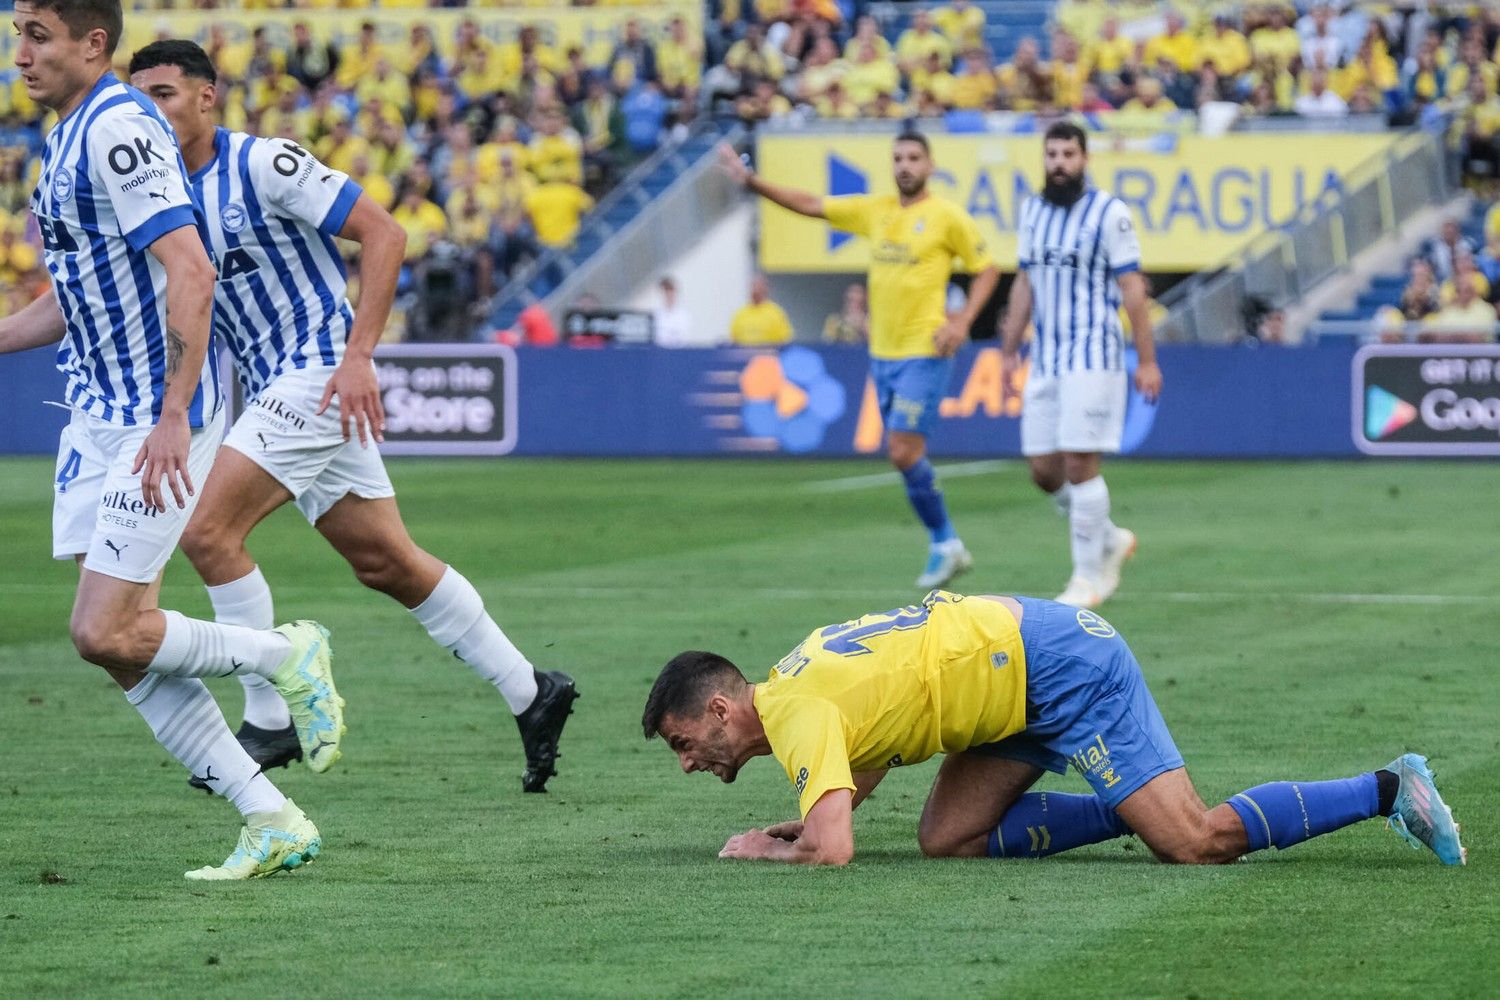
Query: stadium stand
2,2,1500,344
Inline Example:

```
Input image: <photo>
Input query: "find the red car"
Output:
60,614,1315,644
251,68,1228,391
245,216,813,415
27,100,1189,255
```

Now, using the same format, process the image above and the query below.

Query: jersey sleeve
1101,198,1142,276
1015,197,1035,269
822,194,873,236
249,136,362,236
86,109,196,252
765,697,855,819
948,209,993,273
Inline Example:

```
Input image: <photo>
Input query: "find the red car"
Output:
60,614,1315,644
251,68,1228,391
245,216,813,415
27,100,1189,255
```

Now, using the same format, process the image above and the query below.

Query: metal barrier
1309,319,1500,344
1160,130,1452,344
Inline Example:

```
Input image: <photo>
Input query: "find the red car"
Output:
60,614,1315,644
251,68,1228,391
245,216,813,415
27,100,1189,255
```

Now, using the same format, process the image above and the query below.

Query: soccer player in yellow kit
719,134,1000,590
642,592,1465,867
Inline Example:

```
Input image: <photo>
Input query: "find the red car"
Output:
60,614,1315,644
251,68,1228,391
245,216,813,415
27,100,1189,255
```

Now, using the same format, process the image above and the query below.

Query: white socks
1049,483,1073,517
1069,476,1111,581
208,568,291,731
148,609,291,679
126,673,286,817
411,566,538,714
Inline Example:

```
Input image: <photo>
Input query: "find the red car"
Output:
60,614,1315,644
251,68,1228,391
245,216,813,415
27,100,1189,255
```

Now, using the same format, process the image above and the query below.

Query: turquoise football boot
1385,753,1467,866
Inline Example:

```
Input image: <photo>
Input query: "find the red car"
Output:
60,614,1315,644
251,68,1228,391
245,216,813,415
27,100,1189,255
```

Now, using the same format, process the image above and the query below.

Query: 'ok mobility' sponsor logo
1353,345,1500,456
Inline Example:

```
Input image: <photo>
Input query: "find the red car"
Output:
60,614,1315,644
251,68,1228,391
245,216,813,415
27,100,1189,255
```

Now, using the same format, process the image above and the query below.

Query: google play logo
1365,385,1418,440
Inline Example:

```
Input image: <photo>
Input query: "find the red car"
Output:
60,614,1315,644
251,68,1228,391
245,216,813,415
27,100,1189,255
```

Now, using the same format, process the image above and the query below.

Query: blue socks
1225,773,1380,852
900,458,955,543
987,792,1131,858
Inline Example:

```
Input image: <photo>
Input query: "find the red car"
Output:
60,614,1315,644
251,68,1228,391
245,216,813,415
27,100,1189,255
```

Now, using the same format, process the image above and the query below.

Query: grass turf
1,457,1496,997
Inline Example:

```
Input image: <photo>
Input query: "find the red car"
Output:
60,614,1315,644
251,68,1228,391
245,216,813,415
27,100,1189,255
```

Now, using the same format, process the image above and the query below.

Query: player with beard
641,590,1465,868
719,133,1000,590
1001,122,1162,608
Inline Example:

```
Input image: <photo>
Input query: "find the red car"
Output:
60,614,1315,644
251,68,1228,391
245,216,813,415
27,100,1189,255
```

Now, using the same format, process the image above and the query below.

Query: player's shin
987,791,1130,858
206,566,291,730
146,609,293,678
1068,476,1110,580
901,457,956,543
410,566,539,714
126,674,287,816
1224,773,1387,853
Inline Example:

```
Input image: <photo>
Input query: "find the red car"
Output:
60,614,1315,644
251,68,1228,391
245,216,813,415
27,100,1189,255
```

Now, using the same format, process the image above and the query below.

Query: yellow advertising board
0,4,698,66
756,132,1401,273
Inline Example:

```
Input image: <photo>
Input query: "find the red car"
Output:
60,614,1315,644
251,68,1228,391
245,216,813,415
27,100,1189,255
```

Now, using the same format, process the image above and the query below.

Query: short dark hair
1044,120,1088,153
27,0,122,57
894,130,931,154
128,39,218,84
641,651,747,739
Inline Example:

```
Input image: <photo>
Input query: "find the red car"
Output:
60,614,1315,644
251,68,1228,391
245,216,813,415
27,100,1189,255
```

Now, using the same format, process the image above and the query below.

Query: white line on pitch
802,459,1012,493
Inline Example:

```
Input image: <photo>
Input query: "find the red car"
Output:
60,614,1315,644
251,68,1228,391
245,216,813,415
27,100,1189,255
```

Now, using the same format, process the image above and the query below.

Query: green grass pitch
1,457,1497,997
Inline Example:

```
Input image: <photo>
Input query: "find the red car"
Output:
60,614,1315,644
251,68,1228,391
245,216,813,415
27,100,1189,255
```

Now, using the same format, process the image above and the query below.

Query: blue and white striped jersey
190,127,361,403
32,74,221,427
1016,188,1141,378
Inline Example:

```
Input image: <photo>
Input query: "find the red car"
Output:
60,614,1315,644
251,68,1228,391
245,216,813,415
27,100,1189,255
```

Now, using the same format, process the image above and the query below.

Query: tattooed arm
134,226,216,511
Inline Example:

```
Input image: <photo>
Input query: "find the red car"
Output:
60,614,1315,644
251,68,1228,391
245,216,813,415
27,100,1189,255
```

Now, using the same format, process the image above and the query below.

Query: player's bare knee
887,440,921,470
179,518,233,573
69,612,122,667
350,550,403,596
1029,466,1063,493
916,819,963,858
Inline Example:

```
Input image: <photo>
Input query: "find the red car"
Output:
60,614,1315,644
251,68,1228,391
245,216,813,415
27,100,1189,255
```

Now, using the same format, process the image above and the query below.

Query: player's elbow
172,251,217,297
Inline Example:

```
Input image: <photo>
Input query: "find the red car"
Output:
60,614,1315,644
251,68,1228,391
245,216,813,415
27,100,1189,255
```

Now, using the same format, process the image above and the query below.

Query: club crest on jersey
51,168,74,203
222,203,247,233
913,220,926,234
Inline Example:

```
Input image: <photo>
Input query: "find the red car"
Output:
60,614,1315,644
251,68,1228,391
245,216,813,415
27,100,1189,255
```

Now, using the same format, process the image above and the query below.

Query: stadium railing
1306,320,1500,344
1159,127,1454,344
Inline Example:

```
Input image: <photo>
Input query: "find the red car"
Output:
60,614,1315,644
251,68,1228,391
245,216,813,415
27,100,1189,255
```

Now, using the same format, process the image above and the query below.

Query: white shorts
1020,369,1128,457
53,407,226,583
222,365,395,524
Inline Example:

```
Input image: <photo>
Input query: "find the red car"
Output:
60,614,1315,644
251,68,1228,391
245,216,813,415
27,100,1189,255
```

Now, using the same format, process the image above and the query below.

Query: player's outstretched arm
0,286,66,354
319,193,407,444
720,789,855,865
1118,271,1162,402
717,142,827,220
136,225,216,512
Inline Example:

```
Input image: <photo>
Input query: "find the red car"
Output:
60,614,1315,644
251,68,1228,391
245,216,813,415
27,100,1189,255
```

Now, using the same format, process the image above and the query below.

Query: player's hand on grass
319,356,385,445
1134,360,1163,403
932,319,968,357
132,410,193,512
716,142,752,186
763,820,804,842
719,828,778,860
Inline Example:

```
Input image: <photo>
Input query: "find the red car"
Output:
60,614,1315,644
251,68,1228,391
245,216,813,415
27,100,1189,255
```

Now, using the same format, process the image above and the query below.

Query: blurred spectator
737,78,793,123
1295,69,1349,117
1143,11,1199,75
997,37,1050,111
1050,32,1089,111
1439,250,1491,305
525,179,595,249
725,24,785,86
652,276,698,348
609,19,658,93
953,48,999,110
622,82,671,153
1423,219,1475,282
1201,15,1252,78
822,283,868,345
657,17,704,102
1122,77,1178,116
896,10,952,76
730,274,794,346
1421,272,1497,342
392,184,449,262
1399,259,1440,321
1301,4,1345,70
844,16,892,64
1086,17,1134,80
1251,6,1302,72
287,21,339,93
575,77,626,189
845,40,901,108
529,104,584,185
934,0,986,53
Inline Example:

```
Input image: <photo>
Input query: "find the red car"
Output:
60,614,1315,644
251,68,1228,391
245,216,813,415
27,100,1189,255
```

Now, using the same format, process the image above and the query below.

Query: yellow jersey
823,193,993,360
729,301,794,346
755,593,1028,818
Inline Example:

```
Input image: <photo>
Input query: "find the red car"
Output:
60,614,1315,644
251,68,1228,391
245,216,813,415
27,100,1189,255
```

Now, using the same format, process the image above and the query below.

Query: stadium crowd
2,2,1500,342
